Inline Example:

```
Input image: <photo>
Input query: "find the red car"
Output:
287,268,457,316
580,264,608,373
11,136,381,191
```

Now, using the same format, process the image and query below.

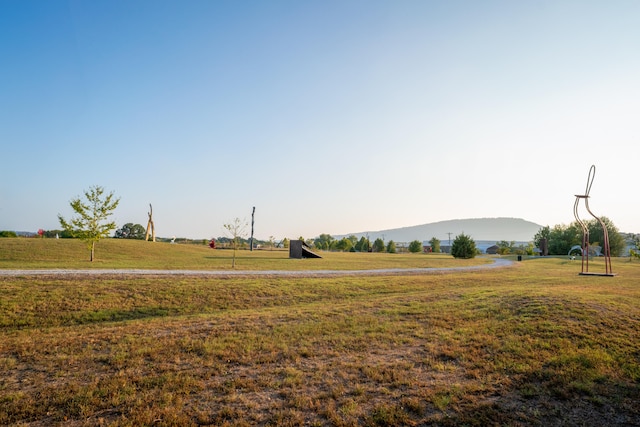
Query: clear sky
1,1,639,240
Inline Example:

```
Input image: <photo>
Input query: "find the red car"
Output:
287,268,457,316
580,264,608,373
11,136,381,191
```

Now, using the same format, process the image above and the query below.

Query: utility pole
250,206,255,251
447,232,452,253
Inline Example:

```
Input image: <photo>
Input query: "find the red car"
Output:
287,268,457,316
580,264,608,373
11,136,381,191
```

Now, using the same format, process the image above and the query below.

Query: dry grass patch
0,257,639,425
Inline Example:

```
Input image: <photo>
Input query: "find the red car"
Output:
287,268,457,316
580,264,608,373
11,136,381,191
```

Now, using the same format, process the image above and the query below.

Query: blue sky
1,0,639,240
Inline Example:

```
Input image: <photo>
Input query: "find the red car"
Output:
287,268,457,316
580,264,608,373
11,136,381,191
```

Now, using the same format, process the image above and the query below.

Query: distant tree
114,223,146,239
542,219,624,256
630,234,640,261
58,185,120,262
496,240,515,255
0,231,17,237
386,240,396,254
429,237,441,253
408,240,423,253
533,226,551,249
372,238,385,252
519,242,535,256
43,229,73,238
347,235,358,248
283,238,290,249
355,236,370,252
335,237,353,252
547,223,581,255
314,233,335,251
586,216,625,257
223,217,247,268
451,233,477,259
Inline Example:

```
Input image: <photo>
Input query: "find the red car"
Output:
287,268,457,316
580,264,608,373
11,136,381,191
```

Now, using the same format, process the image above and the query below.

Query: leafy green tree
496,240,515,255
372,238,385,252
451,233,477,259
223,217,247,268
386,240,396,253
408,240,423,253
58,185,120,261
542,218,624,256
586,216,625,257
334,237,352,252
314,233,335,251
355,236,370,252
429,237,441,253
533,226,551,248
630,234,640,260
0,231,18,237
43,229,73,238
548,223,581,256
114,223,146,239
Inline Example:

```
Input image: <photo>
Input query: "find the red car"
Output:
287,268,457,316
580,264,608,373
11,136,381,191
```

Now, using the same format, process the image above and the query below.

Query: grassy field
0,239,639,426
0,238,489,270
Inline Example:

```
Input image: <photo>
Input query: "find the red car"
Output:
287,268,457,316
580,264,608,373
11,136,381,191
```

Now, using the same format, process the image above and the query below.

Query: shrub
0,231,17,237
408,240,423,253
451,233,477,259
386,240,396,254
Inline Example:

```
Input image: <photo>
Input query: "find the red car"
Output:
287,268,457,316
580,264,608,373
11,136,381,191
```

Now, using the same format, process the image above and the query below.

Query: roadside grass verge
0,258,638,425
0,238,488,270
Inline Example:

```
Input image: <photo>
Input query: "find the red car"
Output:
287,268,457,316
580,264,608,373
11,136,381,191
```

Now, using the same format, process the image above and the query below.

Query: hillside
336,217,543,243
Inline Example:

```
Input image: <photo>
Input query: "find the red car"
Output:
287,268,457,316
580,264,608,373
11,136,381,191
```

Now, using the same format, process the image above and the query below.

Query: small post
250,206,255,251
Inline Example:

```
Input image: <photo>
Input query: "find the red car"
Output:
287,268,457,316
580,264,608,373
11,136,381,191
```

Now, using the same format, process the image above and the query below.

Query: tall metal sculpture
573,165,614,276
145,203,156,242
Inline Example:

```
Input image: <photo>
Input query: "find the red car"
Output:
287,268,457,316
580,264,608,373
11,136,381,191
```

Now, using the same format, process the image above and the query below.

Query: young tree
451,233,477,259
386,240,396,254
429,237,441,253
355,236,370,252
408,240,423,253
496,240,515,255
372,238,385,252
314,233,335,251
223,217,247,268
335,237,353,252
58,185,120,261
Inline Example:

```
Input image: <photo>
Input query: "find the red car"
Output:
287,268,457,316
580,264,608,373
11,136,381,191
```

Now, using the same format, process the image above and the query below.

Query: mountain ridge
335,217,543,243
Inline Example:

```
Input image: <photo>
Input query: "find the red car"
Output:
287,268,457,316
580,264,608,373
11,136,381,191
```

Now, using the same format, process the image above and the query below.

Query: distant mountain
335,217,543,244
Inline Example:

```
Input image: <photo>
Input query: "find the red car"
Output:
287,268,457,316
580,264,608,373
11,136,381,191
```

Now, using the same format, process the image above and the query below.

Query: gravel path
0,257,514,277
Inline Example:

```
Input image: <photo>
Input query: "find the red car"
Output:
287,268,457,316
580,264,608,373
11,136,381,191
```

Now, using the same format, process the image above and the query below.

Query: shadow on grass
203,256,290,261
77,307,174,325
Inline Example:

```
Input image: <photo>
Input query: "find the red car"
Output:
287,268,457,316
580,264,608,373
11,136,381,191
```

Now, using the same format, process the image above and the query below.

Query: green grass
0,237,489,270
0,239,639,425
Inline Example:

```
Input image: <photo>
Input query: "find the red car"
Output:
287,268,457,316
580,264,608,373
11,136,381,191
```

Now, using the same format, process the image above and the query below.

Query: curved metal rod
584,164,596,197
584,197,613,275
573,196,589,272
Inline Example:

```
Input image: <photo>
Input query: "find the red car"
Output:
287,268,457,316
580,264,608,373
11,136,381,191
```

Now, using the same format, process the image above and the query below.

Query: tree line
532,217,628,257
3,184,637,262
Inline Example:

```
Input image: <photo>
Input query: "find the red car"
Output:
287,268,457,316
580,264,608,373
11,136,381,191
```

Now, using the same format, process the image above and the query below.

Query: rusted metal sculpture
145,203,156,242
573,165,614,276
